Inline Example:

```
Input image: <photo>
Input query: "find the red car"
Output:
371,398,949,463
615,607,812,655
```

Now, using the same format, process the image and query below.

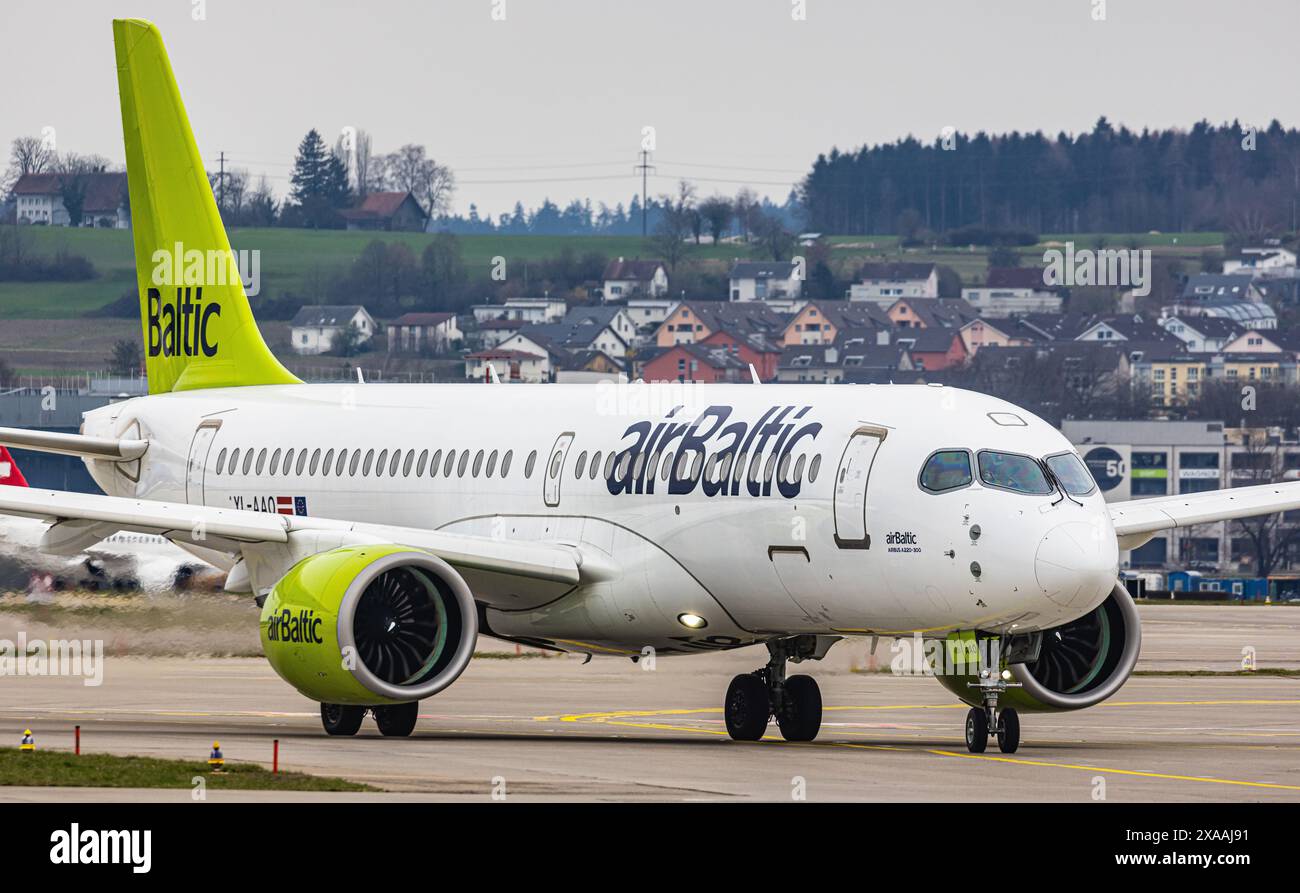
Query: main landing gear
320,701,420,737
724,636,837,743
965,664,1021,754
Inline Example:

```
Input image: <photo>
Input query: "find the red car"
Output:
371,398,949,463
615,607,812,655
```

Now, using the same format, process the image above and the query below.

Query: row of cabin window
569,448,822,487
212,445,537,481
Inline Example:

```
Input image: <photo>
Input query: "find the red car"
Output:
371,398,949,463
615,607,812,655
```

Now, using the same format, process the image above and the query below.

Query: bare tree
3,135,55,194
698,195,732,244
1229,432,1300,576
352,129,375,198
650,182,696,273
382,144,455,217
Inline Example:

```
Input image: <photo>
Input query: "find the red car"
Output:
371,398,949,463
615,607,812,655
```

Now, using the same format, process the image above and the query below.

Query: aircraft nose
1034,520,1117,608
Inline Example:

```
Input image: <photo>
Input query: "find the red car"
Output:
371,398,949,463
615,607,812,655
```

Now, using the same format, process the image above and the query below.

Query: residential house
554,350,625,383
1223,245,1297,276
1177,274,1266,305
653,301,787,347
1158,316,1241,353
625,298,679,334
602,257,668,301
781,300,891,346
471,297,568,325
12,172,130,228
641,342,750,383
465,348,551,383
340,191,428,232
699,328,784,381
893,327,968,371
961,267,1064,317
560,306,638,351
849,262,938,303
1127,341,1209,407
289,305,376,355
777,332,911,384
476,318,527,349
886,297,979,330
728,261,803,302
523,319,629,363
959,316,1049,355
386,312,462,353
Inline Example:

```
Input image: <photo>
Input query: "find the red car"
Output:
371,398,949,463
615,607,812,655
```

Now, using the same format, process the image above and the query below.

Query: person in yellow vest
19,730,34,752
207,741,224,772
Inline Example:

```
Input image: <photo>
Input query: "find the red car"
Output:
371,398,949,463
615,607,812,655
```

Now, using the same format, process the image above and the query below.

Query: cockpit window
920,450,973,492
1045,452,1096,496
977,450,1053,495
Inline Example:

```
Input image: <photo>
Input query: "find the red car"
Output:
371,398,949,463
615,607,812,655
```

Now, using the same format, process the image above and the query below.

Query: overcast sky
4,0,1298,217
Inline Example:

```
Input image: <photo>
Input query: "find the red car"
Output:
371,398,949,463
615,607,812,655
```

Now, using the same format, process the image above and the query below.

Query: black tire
373,701,420,737
965,707,988,753
996,707,1020,754
321,702,365,736
724,674,770,741
777,674,822,742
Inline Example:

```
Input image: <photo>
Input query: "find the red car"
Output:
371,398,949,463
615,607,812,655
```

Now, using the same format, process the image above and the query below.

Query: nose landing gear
724,636,836,742
965,664,1022,754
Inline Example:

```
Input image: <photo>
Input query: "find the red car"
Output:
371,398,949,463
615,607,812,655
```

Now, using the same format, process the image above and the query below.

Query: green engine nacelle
260,544,478,706
933,584,1142,714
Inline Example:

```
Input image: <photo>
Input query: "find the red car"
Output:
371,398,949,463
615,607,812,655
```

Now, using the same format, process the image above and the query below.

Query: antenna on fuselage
488,364,502,385
749,363,761,385
355,367,365,384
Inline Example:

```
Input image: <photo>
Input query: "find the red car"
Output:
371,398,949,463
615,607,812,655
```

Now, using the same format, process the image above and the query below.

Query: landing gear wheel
320,703,365,736
373,701,420,737
777,674,822,742
725,674,770,741
964,707,988,753
996,707,1020,754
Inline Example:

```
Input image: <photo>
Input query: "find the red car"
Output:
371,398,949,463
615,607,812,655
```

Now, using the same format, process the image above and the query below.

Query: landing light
677,613,708,630
1001,669,1014,682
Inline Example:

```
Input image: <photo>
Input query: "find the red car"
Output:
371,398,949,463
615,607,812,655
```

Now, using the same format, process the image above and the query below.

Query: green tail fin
113,18,299,393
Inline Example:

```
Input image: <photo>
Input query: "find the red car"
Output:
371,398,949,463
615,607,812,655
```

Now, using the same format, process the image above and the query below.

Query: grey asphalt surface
1,605,1297,802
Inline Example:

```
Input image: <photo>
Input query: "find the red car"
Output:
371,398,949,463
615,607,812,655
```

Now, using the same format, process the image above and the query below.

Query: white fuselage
79,382,1118,654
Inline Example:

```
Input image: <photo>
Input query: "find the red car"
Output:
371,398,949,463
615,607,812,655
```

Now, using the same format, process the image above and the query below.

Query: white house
464,348,550,383
1224,246,1297,276
12,172,130,228
728,261,804,302
961,267,1063,317
289,305,376,355
471,297,568,325
849,262,939,303
1158,316,1241,353
602,258,669,302
625,298,678,331
386,312,463,353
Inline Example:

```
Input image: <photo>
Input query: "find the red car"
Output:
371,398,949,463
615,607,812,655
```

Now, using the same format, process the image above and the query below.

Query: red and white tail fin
0,447,30,487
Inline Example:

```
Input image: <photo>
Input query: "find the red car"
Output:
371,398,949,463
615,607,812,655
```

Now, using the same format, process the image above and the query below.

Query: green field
0,747,373,791
0,224,1227,321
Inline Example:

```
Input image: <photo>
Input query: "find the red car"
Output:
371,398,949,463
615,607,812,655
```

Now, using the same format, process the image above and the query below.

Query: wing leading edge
1109,480,1300,550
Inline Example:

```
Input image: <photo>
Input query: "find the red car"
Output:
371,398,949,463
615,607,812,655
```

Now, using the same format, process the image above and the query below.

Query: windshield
977,450,1053,495
1045,452,1097,496
920,450,973,492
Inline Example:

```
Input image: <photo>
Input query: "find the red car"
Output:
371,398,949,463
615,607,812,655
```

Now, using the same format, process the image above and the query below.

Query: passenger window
747,452,762,483
405,451,417,477
733,452,747,484
269,448,281,475
415,449,428,477
309,449,321,475
763,453,776,483
335,449,347,476
660,451,673,481
778,452,791,482
389,450,402,477
486,449,498,477
242,449,255,475
362,449,375,476
296,450,308,476
575,451,587,479
472,450,484,477
720,452,735,483
793,454,806,482
978,451,1053,495
1045,453,1096,496
590,451,602,479
283,449,295,475
920,450,973,492
349,450,362,476
633,451,646,479
376,449,388,477
618,452,632,478
549,451,562,479
808,454,821,483
501,450,513,477
215,448,227,475
525,450,537,478
606,451,619,480
444,450,455,477
457,451,470,477
690,453,703,482
322,448,335,475
430,449,442,477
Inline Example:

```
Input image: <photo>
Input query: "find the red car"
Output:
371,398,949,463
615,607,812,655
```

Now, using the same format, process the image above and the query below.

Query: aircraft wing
0,487,583,598
1109,480,1300,549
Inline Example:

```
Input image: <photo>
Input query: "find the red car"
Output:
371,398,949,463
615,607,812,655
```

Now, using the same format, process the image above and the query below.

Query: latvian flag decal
276,496,309,516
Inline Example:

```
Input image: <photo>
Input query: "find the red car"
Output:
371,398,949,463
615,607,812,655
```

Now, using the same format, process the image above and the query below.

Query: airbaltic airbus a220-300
4,19,1299,751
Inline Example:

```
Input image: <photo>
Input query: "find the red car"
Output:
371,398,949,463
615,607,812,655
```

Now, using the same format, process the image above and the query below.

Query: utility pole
217,150,226,212
634,149,655,236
